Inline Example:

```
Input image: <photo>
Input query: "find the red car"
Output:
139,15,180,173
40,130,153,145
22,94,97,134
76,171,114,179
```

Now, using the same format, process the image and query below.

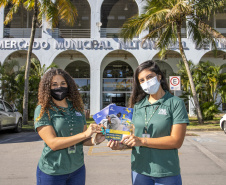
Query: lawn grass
21,121,35,131
22,119,95,131
187,116,221,131
86,118,95,125
22,116,223,131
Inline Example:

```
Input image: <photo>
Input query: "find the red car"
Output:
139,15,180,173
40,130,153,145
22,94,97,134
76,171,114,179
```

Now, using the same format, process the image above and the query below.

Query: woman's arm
121,123,187,149
82,125,95,146
37,123,101,151
83,124,106,146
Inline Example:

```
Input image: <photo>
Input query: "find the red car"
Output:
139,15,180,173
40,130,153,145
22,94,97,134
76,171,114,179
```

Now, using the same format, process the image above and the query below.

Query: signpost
169,76,181,91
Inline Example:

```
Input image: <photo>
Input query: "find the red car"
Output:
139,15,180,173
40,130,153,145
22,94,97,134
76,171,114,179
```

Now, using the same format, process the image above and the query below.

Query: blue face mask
140,76,160,95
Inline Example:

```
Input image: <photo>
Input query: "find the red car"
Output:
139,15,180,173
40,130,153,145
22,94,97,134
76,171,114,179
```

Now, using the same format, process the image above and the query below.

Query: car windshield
0,101,5,111
4,102,13,112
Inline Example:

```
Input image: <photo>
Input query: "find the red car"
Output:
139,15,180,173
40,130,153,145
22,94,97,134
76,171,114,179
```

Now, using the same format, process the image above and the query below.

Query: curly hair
36,68,84,121
129,60,169,108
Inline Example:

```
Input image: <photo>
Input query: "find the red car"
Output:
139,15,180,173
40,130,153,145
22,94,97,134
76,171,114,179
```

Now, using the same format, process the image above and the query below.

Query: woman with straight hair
35,68,105,185
108,60,189,185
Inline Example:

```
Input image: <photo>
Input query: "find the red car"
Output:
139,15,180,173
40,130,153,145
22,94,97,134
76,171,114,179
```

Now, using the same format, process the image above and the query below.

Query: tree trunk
177,24,204,124
22,0,38,125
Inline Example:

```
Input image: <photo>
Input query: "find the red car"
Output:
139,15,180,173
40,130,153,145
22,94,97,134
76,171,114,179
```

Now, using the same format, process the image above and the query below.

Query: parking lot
0,130,226,185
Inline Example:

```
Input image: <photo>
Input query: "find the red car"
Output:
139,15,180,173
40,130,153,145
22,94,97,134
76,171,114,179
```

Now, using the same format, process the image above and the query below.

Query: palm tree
26,58,58,119
207,64,226,104
14,58,58,119
0,0,77,124
0,60,20,104
178,60,226,120
121,0,225,124
177,60,194,93
30,58,58,78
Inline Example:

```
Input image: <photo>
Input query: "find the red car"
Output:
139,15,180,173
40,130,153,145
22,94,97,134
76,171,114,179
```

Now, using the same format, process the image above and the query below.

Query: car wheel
14,118,22,133
224,121,226,134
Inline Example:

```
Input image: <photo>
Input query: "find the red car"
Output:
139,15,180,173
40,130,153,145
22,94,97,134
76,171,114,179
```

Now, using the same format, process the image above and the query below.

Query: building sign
55,40,113,50
118,39,188,50
0,40,50,50
195,40,226,50
0,39,189,50
169,76,181,91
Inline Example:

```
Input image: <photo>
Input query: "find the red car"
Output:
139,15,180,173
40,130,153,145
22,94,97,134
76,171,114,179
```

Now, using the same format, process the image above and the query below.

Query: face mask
140,76,160,95
51,87,68,101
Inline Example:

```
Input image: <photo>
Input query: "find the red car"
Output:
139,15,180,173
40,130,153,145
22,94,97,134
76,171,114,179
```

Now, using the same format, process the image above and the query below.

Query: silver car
220,114,226,134
0,100,23,133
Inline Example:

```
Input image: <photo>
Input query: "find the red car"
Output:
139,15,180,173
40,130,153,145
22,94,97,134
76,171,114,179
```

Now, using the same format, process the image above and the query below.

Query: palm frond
4,1,21,25
0,0,9,7
142,22,171,41
165,1,192,21
188,18,226,50
39,0,77,28
24,0,35,11
157,22,178,50
121,0,174,40
220,63,226,69
55,0,77,27
195,0,225,19
120,15,144,39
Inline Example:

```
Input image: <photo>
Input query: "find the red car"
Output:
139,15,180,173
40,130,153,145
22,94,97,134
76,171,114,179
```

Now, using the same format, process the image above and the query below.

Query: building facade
0,0,226,116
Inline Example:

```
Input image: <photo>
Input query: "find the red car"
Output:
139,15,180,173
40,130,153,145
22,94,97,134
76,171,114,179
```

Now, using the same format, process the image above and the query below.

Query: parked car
220,114,226,134
0,100,23,133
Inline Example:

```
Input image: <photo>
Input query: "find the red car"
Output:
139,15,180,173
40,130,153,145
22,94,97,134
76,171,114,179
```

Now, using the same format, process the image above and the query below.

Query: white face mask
140,76,160,95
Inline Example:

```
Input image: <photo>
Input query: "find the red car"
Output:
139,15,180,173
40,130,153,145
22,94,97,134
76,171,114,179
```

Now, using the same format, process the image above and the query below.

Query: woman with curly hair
34,69,105,185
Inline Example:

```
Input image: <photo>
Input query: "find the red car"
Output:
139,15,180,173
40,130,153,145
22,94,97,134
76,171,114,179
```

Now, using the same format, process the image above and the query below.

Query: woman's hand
121,135,143,147
94,133,105,144
84,124,102,138
107,140,124,150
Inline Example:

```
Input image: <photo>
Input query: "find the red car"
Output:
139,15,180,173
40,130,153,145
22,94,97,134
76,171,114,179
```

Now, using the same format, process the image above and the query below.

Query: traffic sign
169,76,181,90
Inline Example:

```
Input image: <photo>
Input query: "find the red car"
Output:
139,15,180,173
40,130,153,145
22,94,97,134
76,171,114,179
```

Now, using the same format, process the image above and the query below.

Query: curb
187,129,222,132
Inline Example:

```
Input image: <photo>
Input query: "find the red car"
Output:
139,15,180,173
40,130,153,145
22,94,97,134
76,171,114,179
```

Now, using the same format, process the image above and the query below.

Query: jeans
36,165,86,185
132,171,182,185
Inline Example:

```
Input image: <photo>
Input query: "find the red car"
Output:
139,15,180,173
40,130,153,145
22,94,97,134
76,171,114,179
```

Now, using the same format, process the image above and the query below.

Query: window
102,61,134,108
103,61,133,78
65,61,90,109
4,102,13,112
0,101,5,111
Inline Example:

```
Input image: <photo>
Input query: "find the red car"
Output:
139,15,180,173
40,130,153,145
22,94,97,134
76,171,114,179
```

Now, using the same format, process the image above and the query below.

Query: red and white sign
169,76,181,90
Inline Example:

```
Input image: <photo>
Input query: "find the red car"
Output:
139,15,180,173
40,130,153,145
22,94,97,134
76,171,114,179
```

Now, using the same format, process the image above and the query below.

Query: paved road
0,130,226,185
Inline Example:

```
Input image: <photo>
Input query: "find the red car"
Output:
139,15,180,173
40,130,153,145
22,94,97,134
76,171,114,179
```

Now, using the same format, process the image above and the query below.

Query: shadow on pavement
0,130,42,144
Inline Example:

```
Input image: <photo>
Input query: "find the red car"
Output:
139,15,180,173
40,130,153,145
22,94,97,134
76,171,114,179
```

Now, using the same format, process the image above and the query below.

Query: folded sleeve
34,105,52,131
172,100,189,125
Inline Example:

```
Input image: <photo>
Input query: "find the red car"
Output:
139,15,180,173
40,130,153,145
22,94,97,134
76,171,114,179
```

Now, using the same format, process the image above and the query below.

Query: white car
0,100,23,133
220,114,226,134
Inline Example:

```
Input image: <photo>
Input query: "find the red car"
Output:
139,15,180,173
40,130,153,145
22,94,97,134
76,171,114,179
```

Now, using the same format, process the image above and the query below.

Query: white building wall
42,15,52,39
0,0,226,116
88,0,102,39
0,7,4,39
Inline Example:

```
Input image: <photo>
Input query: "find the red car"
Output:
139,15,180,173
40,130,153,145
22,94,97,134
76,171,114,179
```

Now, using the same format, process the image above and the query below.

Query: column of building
42,15,52,39
89,0,102,115
0,6,4,39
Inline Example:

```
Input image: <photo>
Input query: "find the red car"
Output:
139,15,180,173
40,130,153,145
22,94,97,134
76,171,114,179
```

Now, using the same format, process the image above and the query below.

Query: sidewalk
84,131,226,185
84,140,132,185
1,131,226,185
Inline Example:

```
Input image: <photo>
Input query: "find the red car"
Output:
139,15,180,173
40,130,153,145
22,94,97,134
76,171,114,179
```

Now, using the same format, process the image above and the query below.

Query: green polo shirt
34,100,86,175
131,91,189,177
